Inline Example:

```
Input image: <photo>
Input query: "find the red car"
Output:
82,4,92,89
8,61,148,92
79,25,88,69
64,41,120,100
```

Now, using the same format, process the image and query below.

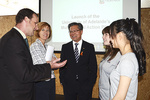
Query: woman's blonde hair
34,22,52,38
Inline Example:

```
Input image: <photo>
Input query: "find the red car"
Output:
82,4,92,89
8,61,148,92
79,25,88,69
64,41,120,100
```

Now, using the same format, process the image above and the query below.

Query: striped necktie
74,43,79,63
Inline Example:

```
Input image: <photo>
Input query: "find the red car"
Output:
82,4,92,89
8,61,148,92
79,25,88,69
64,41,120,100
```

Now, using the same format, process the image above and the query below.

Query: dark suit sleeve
88,44,97,86
3,37,51,83
59,44,66,84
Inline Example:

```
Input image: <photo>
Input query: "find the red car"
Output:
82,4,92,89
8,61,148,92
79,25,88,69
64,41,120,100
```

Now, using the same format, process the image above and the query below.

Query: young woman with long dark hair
109,18,146,100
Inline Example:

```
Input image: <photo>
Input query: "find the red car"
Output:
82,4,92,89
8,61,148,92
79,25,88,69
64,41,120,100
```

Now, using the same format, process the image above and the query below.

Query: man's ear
80,30,83,35
24,16,29,22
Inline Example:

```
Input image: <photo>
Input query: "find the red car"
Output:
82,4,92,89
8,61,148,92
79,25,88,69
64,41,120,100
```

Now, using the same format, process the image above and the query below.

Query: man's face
69,25,82,42
26,14,39,36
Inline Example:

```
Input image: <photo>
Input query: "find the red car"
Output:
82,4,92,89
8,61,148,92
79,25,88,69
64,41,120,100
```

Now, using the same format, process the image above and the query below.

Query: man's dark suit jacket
59,40,97,93
0,28,51,100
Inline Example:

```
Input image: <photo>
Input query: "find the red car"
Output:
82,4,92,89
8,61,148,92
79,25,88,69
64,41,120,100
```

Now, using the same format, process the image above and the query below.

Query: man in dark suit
0,8,67,100
59,22,97,100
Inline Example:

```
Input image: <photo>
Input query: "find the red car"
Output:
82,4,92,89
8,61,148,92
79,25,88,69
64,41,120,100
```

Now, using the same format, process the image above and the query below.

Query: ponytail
129,19,146,75
110,18,146,76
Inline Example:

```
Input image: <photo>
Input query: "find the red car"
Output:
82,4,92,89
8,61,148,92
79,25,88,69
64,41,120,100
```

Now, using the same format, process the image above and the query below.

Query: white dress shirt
73,39,83,55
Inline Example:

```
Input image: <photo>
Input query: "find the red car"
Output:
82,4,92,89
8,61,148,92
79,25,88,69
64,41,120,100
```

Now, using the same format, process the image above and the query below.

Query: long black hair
110,18,146,76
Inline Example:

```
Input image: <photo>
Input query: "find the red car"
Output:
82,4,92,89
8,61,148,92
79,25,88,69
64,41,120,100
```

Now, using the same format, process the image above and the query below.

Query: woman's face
102,33,111,46
39,26,50,41
110,34,119,48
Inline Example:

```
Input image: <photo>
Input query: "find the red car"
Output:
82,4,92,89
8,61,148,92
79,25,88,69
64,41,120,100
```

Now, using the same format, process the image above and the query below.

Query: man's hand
47,58,67,69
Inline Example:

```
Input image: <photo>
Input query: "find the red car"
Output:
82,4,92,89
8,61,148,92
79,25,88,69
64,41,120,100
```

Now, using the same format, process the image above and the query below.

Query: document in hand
45,45,54,61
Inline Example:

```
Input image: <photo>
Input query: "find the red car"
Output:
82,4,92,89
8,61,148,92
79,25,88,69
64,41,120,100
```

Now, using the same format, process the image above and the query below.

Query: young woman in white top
99,26,121,100
109,18,146,100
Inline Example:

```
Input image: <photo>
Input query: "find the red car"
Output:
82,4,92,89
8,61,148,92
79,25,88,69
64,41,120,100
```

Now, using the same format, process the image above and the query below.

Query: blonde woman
30,22,56,100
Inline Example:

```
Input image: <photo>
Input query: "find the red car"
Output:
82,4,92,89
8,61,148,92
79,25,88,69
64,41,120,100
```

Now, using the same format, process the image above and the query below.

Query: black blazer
0,28,51,100
59,40,97,90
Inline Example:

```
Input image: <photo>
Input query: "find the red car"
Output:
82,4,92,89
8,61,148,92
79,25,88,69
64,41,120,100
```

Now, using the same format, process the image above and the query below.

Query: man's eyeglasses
69,30,80,33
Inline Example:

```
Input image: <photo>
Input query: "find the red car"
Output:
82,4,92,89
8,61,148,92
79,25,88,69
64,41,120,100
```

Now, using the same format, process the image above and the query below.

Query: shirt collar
14,26,26,39
73,39,83,52
73,39,82,45
36,38,48,48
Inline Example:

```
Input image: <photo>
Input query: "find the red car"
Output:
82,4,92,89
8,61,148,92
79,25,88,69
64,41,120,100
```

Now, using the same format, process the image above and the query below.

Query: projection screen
40,0,140,53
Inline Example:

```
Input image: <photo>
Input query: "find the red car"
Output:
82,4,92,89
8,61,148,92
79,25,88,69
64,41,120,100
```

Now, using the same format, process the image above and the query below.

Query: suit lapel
78,41,85,64
13,28,30,53
70,40,86,64
69,41,77,64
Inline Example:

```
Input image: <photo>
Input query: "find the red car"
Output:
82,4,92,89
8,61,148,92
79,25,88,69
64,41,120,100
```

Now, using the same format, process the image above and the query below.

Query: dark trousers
63,81,92,100
35,78,55,100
